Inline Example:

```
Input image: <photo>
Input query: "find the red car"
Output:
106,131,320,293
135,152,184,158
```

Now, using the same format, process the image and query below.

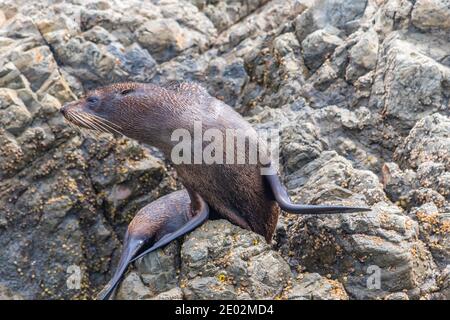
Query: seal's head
60,82,177,146
60,82,143,135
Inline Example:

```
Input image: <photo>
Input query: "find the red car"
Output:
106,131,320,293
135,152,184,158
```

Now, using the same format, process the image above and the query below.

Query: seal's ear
121,88,134,95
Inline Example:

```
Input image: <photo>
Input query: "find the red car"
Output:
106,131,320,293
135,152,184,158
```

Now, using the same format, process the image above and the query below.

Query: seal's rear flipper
131,194,209,262
265,174,371,214
97,235,145,300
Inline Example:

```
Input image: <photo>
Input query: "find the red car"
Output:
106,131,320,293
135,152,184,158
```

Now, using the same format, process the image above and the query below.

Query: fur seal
61,81,370,299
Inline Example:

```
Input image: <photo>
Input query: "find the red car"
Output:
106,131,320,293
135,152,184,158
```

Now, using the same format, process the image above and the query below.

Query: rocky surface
0,0,448,300
117,219,348,300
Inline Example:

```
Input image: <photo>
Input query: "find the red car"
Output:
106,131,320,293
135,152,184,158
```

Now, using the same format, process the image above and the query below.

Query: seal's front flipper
265,174,371,214
131,192,209,262
96,189,194,300
97,234,145,300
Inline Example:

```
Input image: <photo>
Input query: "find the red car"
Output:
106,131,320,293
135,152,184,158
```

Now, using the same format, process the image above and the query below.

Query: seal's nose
60,105,67,116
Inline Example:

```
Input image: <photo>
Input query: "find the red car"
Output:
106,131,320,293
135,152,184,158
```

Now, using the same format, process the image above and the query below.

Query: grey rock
371,0,413,35
346,29,379,81
302,27,344,72
295,0,368,39
126,0,215,65
240,32,307,111
249,105,325,174
372,36,450,129
294,8,319,43
385,292,409,300
381,162,417,203
394,114,450,170
211,0,306,50
437,265,450,299
180,220,292,300
207,56,248,107
416,162,449,199
284,151,387,206
134,241,180,295
0,100,31,135
411,0,450,31
283,200,437,299
191,0,269,33
136,19,197,63
279,152,437,299
150,287,184,300
315,0,368,33
413,203,450,268
287,273,348,300
0,285,23,300
116,271,152,300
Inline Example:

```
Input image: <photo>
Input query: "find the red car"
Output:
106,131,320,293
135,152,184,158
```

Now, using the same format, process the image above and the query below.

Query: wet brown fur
129,189,191,240
61,82,280,242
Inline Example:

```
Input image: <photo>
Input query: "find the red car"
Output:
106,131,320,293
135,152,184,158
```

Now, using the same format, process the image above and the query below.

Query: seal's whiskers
70,112,100,139
86,113,123,136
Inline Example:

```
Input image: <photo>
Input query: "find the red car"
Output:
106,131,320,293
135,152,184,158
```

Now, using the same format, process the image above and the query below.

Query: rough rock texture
117,219,348,300
0,0,449,300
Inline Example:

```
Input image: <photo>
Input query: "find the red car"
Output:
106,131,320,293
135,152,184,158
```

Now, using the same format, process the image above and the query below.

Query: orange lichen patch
174,33,186,49
380,212,390,225
45,195,70,205
416,210,440,225
34,49,44,63
214,250,233,268
178,278,187,289
405,218,414,231
62,177,79,193
330,281,348,300
441,221,450,233
410,246,418,259
416,209,448,235
235,286,250,296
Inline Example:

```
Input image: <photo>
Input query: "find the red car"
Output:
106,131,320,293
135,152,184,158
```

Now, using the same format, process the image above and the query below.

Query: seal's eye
121,88,134,95
86,96,99,104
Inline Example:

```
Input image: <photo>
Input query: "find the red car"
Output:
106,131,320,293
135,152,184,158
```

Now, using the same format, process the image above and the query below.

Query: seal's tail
265,174,371,214
276,203,371,214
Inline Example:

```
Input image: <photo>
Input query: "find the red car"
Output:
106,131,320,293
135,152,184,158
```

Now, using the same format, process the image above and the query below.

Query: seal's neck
120,89,199,158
